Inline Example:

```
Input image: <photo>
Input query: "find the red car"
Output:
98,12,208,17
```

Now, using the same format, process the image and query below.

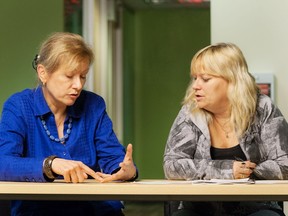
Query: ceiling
120,0,210,10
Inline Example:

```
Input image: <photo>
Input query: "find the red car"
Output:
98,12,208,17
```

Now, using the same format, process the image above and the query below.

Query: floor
123,201,164,216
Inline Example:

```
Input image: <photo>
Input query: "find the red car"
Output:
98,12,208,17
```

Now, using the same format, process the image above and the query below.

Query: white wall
211,0,288,119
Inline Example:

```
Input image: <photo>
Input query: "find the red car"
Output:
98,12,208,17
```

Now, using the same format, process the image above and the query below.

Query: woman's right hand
51,158,104,183
233,160,256,179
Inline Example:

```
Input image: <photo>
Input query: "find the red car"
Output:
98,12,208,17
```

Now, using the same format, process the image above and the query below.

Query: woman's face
38,59,90,111
192,73,229,114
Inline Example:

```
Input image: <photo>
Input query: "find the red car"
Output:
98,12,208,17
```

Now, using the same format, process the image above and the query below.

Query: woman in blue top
0,32,137,216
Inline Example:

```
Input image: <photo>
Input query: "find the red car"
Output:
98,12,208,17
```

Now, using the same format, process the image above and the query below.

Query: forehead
192,63,219,77
192,70,219,78
58,57,90,72
191,51,224,77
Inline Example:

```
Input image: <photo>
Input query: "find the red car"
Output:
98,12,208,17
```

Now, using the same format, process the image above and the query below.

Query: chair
164,201,180,216
164,201,285,216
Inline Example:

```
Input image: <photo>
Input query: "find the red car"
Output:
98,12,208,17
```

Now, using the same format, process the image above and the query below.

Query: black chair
164,201,285,216
164,201,180,216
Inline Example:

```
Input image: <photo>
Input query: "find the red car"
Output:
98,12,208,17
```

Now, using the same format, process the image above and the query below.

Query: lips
195,94,204,101
69,93,79,99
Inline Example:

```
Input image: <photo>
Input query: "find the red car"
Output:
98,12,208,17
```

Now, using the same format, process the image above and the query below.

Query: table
1,179,288,201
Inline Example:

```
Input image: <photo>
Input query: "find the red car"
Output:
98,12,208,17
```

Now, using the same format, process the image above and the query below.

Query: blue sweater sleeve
0,93,47,182
85,94,126,174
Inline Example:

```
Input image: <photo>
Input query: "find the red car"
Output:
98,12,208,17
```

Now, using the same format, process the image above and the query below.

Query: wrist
43,155,58,180
127,170,138,182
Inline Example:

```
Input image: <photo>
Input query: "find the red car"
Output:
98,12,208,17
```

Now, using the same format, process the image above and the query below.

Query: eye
80,75,87,80
203,77,211,82
201,75,212,82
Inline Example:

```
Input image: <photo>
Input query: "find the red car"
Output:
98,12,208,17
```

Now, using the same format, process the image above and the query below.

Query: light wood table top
0,179,288,201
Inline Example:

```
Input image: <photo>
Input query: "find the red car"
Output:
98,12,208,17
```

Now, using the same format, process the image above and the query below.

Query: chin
196,103,205,109
65,100,76,106
68,102,76,106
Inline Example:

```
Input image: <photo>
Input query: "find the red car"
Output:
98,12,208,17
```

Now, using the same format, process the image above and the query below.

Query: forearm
164,157,234,180
253,160,288,180
0,156,47,182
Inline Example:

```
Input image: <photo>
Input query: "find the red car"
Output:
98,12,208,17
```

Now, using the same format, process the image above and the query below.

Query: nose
72,77,84,90
192,79,201,90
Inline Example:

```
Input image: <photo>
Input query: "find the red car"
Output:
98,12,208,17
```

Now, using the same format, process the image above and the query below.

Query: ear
37,64,48,85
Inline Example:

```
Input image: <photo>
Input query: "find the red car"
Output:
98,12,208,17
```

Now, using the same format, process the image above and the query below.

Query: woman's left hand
233,160,256,179
95,143,137,183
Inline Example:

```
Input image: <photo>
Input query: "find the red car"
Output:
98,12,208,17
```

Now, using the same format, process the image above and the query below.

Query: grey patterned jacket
164,94,288,180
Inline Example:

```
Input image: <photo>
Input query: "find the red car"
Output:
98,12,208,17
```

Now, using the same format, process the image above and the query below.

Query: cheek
81,79,86,87
48,81,68,94
214,84,228,101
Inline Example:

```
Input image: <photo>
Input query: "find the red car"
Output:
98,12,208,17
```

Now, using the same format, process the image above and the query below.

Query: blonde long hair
183,43,259,137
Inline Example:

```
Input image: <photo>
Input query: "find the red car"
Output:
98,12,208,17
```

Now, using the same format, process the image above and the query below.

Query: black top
210,144,247,161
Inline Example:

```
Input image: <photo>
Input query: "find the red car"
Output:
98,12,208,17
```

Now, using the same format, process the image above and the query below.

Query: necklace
213,117,231,138
40,116,72,144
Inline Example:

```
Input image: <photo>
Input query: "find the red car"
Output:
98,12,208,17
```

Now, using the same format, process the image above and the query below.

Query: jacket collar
184,105,211,140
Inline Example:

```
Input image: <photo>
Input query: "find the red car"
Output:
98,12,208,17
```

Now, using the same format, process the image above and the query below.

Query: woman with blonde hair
164,43,288,216
0,32,137,216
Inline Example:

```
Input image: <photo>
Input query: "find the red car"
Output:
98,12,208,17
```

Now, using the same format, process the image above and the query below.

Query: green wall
123,8,210,179
0,1,210,180
0,0,64,113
